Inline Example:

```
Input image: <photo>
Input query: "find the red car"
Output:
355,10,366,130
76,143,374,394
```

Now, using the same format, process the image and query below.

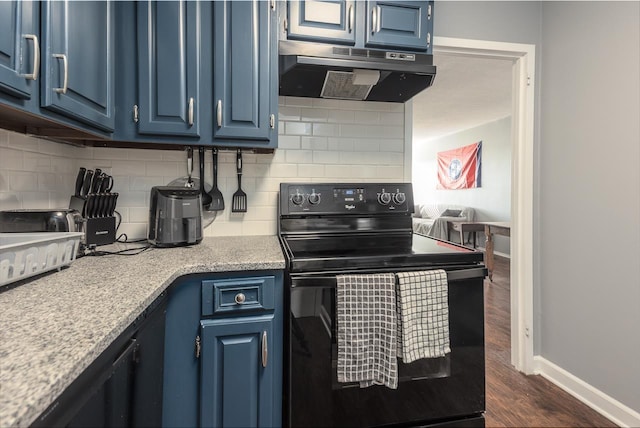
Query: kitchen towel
396,270,451,363
336,273,398,389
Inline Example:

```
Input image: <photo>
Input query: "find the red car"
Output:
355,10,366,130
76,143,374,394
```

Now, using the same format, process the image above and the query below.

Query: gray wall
435,0,640,414
412,117,512,255
539,1,640,412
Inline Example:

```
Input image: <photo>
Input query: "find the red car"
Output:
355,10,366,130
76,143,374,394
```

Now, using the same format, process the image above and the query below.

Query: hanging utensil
232,149,247,213
185,147,195,188
198,147,212,208
205,148,225,211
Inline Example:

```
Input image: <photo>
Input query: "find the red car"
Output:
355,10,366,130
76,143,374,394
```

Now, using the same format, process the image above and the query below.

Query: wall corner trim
533,356,640,428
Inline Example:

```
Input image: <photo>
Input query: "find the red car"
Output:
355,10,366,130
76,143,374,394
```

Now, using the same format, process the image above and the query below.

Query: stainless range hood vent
320,70,380,101
279,40,437,103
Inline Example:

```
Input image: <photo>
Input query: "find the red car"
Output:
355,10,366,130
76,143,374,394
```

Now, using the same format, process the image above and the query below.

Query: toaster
0,209,84,233
148,186,203,247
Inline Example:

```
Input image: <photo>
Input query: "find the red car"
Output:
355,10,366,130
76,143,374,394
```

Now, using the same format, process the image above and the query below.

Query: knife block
85,216,116,247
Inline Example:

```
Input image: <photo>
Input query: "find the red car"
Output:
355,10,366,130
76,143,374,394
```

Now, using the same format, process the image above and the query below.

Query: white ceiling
412,53,514,141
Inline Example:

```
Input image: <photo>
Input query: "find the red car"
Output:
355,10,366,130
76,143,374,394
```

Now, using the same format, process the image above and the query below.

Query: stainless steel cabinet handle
22,34,39,80
195,335,201,359
52,53,68,94
376,6,381,32
270,0,275,10
348,5,354,33
133,104,139,123
188,97,194,126
428,4,432,20
234,292,246,304
261,331,268,368
371,7,377,34
427,32,431,49
269,114,275,129
216,99,222,128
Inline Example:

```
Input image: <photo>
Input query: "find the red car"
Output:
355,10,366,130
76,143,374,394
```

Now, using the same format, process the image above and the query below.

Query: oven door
285,268,486,428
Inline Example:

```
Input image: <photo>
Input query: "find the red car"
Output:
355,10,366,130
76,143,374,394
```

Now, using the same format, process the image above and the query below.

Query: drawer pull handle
234,293,246,304
261,331,268,368
22,34,40,80
53,53,68,94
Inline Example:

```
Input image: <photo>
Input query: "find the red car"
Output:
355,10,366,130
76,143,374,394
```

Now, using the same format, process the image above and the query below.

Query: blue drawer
201,276,275,316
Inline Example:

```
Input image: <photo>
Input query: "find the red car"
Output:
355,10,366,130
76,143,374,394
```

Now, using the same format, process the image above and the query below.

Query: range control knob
393,192,406,205
291,193,304,205
308,192,321,205
378,192,392,205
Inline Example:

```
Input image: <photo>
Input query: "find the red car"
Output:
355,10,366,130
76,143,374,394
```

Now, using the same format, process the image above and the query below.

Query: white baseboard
533,356,640,427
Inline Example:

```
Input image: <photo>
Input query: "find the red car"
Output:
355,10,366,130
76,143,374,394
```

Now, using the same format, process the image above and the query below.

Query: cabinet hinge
195,335,201,359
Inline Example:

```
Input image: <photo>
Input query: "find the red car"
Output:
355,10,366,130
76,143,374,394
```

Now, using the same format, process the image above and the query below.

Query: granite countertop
0,235,285,428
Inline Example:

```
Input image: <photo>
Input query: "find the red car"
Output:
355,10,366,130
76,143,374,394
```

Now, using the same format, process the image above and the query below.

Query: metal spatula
232,149,247,213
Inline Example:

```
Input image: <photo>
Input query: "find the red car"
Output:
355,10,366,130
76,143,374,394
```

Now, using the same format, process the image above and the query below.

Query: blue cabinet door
213,0,276,145
40,0,115,132
137,0,201,137
287,0,356,45
200,315,275,428
365,1,433,51
0,0,39,100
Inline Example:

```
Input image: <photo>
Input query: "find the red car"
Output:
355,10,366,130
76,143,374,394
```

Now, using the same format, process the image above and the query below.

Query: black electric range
278,183,487,428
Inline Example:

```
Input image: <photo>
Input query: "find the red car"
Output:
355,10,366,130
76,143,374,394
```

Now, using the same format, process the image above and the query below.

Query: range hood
279,40,437,103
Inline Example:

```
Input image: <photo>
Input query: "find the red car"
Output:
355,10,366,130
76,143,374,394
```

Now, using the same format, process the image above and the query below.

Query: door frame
405,36,536,374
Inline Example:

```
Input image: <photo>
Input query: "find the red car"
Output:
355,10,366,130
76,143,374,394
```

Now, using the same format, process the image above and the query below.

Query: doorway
405,37,535,374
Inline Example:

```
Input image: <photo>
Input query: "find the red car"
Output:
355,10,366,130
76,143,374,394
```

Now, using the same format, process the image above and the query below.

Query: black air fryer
148,186,203,247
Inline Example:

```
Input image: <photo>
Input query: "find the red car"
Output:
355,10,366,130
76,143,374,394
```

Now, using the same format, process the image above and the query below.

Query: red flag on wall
436,141,482,190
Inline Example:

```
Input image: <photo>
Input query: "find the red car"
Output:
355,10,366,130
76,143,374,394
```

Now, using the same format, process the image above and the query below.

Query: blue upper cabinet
365,1,433,52
213,0,277,146
0,1,39,100
285,0,433,53
40,1,115,132
136,0,201,138
287,0,356,45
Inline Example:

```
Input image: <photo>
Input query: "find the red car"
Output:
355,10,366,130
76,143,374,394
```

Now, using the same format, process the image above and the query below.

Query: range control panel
280,183,414,215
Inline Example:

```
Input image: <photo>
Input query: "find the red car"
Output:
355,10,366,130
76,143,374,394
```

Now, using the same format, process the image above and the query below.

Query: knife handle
82,170,94,197
75,167,86,196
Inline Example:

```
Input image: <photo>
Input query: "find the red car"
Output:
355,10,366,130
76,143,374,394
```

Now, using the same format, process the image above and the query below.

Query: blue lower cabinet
163,271,283,428
200,315,275,428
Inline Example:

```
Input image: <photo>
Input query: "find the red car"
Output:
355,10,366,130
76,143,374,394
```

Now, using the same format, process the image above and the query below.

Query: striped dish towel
336,273,398,389
396,270,451,363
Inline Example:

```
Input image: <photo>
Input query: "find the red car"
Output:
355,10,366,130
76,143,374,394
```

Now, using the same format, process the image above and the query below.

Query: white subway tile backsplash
9,171,38,191
300,137,328,150
278,106,301,121
38,173,59,191
8,132,40,152
0,130,9,147
1,98,406,238
0,148,23,170
145,161,179,177
284,150,313,164
300,108,328,123
312,151,341,164
285,122,313,136
0,192,20,210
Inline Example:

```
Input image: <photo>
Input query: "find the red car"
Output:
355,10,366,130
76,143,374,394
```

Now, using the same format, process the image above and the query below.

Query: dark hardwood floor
484,256,617,427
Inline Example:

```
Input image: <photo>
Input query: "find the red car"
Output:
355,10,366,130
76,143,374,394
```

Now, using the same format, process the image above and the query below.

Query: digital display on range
334,188,365,203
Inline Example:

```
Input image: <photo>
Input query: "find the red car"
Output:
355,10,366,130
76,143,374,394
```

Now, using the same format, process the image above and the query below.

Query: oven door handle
290,267,487,288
